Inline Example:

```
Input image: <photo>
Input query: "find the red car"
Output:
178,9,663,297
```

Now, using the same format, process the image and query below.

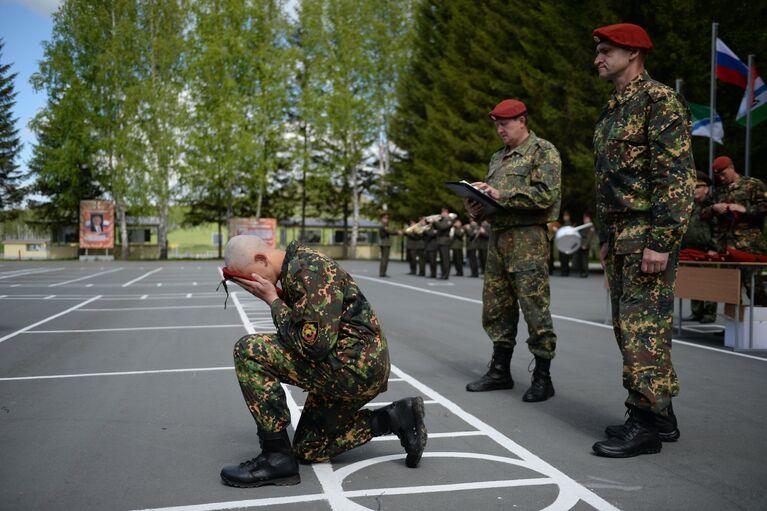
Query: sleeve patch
301,321,319,345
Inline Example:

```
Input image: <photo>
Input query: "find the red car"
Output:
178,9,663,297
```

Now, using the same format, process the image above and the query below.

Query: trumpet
405,222,430,235
424,213,458,223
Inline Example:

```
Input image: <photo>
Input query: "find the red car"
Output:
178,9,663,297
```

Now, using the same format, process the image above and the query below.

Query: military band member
450,218,466,276
464,98,562,403
478,220,490,274
434,207,453,279
405,219,421,275
465,218,481,278
591,23,694,458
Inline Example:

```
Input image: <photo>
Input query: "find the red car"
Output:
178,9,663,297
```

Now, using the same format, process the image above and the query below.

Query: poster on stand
228,217,277,247
80,200,115,249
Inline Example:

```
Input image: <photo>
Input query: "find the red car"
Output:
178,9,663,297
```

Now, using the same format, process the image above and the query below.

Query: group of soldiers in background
386,208,491,280
549,211,599,278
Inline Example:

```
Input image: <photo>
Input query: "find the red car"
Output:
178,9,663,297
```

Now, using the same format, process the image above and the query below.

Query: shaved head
225,235,271,271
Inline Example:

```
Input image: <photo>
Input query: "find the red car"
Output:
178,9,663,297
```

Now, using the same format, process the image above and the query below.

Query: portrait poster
80,200,115,249
228,217,277,247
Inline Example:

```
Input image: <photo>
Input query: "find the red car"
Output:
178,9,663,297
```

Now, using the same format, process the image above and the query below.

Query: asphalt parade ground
1,259,765,511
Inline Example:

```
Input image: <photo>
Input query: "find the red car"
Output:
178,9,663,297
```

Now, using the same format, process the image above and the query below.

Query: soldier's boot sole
466,377,514,392
220,473,301,488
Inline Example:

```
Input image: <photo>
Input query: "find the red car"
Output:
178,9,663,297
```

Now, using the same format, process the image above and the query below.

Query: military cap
488,99,527,119
713,155,734,171
695,171,712,187
592,23,653,50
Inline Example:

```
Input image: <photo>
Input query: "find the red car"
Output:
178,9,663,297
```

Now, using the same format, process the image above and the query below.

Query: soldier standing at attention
424,219,439,278
450,218,466,277
591,23,694,458
465,218,481,278
464,98,562,403
434,207,454,279
219,235,427,487
378,213,393,278
405,218,420,275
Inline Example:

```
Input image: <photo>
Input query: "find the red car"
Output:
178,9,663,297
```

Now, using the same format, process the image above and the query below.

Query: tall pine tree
0,39,23,218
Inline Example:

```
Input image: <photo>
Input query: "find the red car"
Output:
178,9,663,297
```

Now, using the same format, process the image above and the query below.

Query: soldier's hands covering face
233,273,280,305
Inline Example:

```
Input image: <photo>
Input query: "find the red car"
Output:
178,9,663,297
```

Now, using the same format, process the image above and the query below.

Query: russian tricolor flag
716,38,752,89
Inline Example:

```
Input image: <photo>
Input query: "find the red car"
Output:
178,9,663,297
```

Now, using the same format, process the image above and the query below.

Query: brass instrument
424,213,458,223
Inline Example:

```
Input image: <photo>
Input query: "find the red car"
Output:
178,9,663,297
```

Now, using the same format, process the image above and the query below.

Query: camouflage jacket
271,241,388,368
594,71,695,254
485,130,562,228
681,196,716,252
710,176,767,253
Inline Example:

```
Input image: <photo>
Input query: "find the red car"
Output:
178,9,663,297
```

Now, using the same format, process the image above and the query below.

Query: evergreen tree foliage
0,39,24,218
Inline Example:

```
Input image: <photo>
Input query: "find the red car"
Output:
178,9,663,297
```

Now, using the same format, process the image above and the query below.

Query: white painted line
0,296,101,345
186,293,192,298
78,305,221,312
122,267,163,287
0,366,234,382
141,295,148,300
0,267,61,280
86,283,94,288
10,284,20,287
371,431,483,441
157,282,163,287
295,399,437,411
358,274,767,363
131,493,330,510
43,295,55,300
193,282,198,286
25,324,244,334
48,267,124,287
0,295,6,299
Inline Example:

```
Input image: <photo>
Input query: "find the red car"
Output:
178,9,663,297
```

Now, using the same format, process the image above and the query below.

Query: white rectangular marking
48,267,123,287
25,324,244,334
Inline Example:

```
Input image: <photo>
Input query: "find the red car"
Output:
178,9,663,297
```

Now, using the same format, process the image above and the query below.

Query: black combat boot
466,345,514,392
220,429,300,487
593,407,662,458
605,402,680,442
372,397,428,468
522,357,555,402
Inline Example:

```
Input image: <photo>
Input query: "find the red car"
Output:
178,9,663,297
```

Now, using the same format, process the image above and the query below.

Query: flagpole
745,54,754,177
675,78,683,93
709,22,718,180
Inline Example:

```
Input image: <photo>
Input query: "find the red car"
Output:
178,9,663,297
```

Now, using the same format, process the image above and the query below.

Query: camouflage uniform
594,71,695,414
482,130,561,359
710,176,767,253
234,241,390,463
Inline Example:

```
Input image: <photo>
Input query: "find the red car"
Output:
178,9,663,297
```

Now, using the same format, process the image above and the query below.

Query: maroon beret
592,23,653,50
488,99,527,119
713,156,733,171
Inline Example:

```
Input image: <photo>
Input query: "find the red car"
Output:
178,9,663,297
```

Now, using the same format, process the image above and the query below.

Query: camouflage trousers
234,333,390,463
605,247,679,414
482,227,557,359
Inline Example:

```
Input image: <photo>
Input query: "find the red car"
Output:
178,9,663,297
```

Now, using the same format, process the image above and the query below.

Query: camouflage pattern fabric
594,71,694,414
234,241,390,462
483,225,556,358
481,130,561,359
711,176,767,253
682,196,717,252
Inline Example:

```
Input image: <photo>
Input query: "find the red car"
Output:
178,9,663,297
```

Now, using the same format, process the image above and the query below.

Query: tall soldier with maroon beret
464,99,562,403
591,23,695,458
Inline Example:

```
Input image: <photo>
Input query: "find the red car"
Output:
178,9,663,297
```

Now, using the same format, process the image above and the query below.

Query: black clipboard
444,181,507,215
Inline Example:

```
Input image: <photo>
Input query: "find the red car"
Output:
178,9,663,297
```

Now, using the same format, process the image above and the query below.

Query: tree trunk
117,199,129,260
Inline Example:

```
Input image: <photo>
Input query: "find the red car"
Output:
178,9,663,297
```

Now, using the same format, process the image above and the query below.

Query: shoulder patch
301,321,319,345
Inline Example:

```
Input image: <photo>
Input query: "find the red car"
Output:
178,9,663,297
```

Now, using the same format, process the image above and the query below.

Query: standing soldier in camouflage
682,171,718,322
465,218,481,278
591,23,694,458
450,218,466,276
464,98,561,403
378,213,394,278
710,155,767,304
219,235,427,487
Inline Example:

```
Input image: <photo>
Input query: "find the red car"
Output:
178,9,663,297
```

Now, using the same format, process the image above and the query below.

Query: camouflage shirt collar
281,240,300,281
505,130,539,157
610,70,652,108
